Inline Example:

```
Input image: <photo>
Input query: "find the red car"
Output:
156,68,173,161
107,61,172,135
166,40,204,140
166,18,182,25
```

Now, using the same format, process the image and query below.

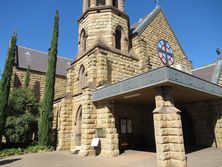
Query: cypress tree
24,65,30,88
0,33,17,145
38,11,59,146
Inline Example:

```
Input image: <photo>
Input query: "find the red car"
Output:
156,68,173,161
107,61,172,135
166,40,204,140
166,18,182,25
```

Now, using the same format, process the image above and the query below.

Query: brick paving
0,148,222,167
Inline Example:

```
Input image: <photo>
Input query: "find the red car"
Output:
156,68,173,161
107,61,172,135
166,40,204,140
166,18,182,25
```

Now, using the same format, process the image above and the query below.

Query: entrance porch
92,66,222,167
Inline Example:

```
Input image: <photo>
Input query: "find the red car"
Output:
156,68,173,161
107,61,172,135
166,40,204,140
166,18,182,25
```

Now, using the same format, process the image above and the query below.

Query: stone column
79,89,97,156
56,96,73,150
153,87,186,167
213,100,222,148
97,102,119,157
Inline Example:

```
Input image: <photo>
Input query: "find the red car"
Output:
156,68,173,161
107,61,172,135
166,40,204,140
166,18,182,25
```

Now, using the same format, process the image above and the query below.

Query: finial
154,0,160,6
216,48,222,59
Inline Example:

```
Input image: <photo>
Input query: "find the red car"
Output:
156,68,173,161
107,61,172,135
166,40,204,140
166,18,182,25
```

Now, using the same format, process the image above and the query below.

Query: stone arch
78,65,87,90
75,105,82,147
80,29,87,53
114,25,127,51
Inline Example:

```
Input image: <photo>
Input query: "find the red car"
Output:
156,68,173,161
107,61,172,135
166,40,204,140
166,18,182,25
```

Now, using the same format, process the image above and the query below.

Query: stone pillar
153,87,186,167
56,96,73,150
97,102,119,157
79,89,97,156
213,100,222,149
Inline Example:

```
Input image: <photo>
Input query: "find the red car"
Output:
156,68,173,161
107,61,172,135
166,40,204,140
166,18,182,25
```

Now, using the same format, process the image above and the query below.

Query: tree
4,88,39,145
24,65,30,88
0,33,17,145
38,11,59,146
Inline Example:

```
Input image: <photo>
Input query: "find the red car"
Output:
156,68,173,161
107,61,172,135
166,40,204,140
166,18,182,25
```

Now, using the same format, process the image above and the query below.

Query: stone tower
78,0,130,57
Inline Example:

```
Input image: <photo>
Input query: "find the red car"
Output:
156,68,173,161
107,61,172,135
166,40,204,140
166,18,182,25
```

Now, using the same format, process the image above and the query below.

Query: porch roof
92,67,222,105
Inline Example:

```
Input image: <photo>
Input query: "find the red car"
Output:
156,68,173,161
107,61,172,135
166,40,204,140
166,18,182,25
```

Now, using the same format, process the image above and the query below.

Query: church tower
78,0,130,57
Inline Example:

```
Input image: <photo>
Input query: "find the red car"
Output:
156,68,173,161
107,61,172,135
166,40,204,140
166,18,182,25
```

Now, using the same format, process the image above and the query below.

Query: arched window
80,29,86,53
96,0,106,6
75,106,82,146
79,65,87,89
113,0,118,8
115,27,122,50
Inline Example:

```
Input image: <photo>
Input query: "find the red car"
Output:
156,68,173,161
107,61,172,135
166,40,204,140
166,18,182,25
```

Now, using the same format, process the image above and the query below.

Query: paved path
0,148,222,167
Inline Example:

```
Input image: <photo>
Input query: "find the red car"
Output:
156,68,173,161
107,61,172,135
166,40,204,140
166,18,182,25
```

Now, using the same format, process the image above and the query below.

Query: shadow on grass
0,158,21,165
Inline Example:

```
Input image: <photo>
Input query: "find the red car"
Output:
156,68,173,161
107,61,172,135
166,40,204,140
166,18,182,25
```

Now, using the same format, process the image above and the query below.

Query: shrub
0,145,54,157
4,88,39,145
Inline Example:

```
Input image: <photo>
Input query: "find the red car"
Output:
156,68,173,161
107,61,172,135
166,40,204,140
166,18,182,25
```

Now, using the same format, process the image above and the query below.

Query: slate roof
192,64,216,82
130,5,161,35
15,46,72,77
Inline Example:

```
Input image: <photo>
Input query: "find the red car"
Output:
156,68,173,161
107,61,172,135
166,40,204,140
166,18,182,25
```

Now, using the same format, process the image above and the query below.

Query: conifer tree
38,11,59,146
0,33,17,144
24,65,30,88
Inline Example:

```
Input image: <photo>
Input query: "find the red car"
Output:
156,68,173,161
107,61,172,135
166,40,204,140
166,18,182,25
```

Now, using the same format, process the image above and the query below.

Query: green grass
0,145,54,157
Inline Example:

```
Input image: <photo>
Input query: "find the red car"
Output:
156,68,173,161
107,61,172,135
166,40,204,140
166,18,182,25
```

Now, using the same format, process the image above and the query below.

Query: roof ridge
18,45,73,61
131,5,161,35
192,63,216,71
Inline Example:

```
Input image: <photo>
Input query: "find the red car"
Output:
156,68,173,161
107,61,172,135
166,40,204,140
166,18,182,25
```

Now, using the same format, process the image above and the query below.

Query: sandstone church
12,1,222,167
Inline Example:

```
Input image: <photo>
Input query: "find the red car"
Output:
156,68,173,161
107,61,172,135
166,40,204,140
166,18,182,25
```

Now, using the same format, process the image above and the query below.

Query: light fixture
124,93,141,99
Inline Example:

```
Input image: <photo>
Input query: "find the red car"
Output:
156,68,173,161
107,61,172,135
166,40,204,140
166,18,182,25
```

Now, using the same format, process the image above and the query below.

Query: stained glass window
157,40,174,66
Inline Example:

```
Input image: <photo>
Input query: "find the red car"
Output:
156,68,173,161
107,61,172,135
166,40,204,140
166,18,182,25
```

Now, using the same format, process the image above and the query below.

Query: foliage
24,65,30,88
0,145,54,157
4,88,39,145
38,11,59,146
0,33,17,144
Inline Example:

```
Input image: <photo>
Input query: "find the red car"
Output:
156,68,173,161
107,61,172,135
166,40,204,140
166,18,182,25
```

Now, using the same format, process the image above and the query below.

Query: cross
216,48,222,59
154,0,160,6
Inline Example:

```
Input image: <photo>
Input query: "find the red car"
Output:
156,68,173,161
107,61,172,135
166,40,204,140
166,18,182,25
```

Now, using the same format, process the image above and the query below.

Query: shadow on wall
181,101,222,154
33,81,40,101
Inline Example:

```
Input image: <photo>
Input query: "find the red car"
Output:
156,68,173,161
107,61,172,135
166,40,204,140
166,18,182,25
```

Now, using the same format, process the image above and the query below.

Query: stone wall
67,46,139,96
96,102,119,157
132,11,192,71
78,8,129,56
53,96,73,151
184,101,222,148
12,67,66,100
57,46,139,154
115,104,155,151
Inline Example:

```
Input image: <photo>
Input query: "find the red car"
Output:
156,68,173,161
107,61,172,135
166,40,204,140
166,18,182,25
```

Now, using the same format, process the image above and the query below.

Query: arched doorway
75,106,82,147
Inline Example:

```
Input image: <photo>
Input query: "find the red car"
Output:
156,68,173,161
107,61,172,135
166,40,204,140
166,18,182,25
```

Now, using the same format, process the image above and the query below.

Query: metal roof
192,59,222,84
92,66,222,103
15,46,72,76
130,6,161,35
192,64,216,82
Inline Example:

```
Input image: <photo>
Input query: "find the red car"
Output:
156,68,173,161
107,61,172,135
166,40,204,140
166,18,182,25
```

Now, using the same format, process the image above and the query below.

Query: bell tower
78,0,129,57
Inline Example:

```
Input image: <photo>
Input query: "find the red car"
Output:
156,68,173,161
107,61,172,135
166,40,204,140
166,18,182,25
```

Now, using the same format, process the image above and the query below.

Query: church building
52,1,222,166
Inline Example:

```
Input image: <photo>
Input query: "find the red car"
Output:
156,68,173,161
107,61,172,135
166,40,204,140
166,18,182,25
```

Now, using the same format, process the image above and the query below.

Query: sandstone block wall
78,9,129,56
96,102,119,157
115,104,155,150
184,101,222,148
12,67,66,100
132,11,192,71
154,112,186,167
153,87,186,167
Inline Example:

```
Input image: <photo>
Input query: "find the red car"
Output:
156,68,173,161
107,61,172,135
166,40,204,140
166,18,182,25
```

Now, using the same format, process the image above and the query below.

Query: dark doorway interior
180,107,198,153
115,104,156,154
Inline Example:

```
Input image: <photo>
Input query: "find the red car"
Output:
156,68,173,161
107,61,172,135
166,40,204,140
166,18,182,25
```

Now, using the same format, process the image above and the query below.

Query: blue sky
0,0,222,74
